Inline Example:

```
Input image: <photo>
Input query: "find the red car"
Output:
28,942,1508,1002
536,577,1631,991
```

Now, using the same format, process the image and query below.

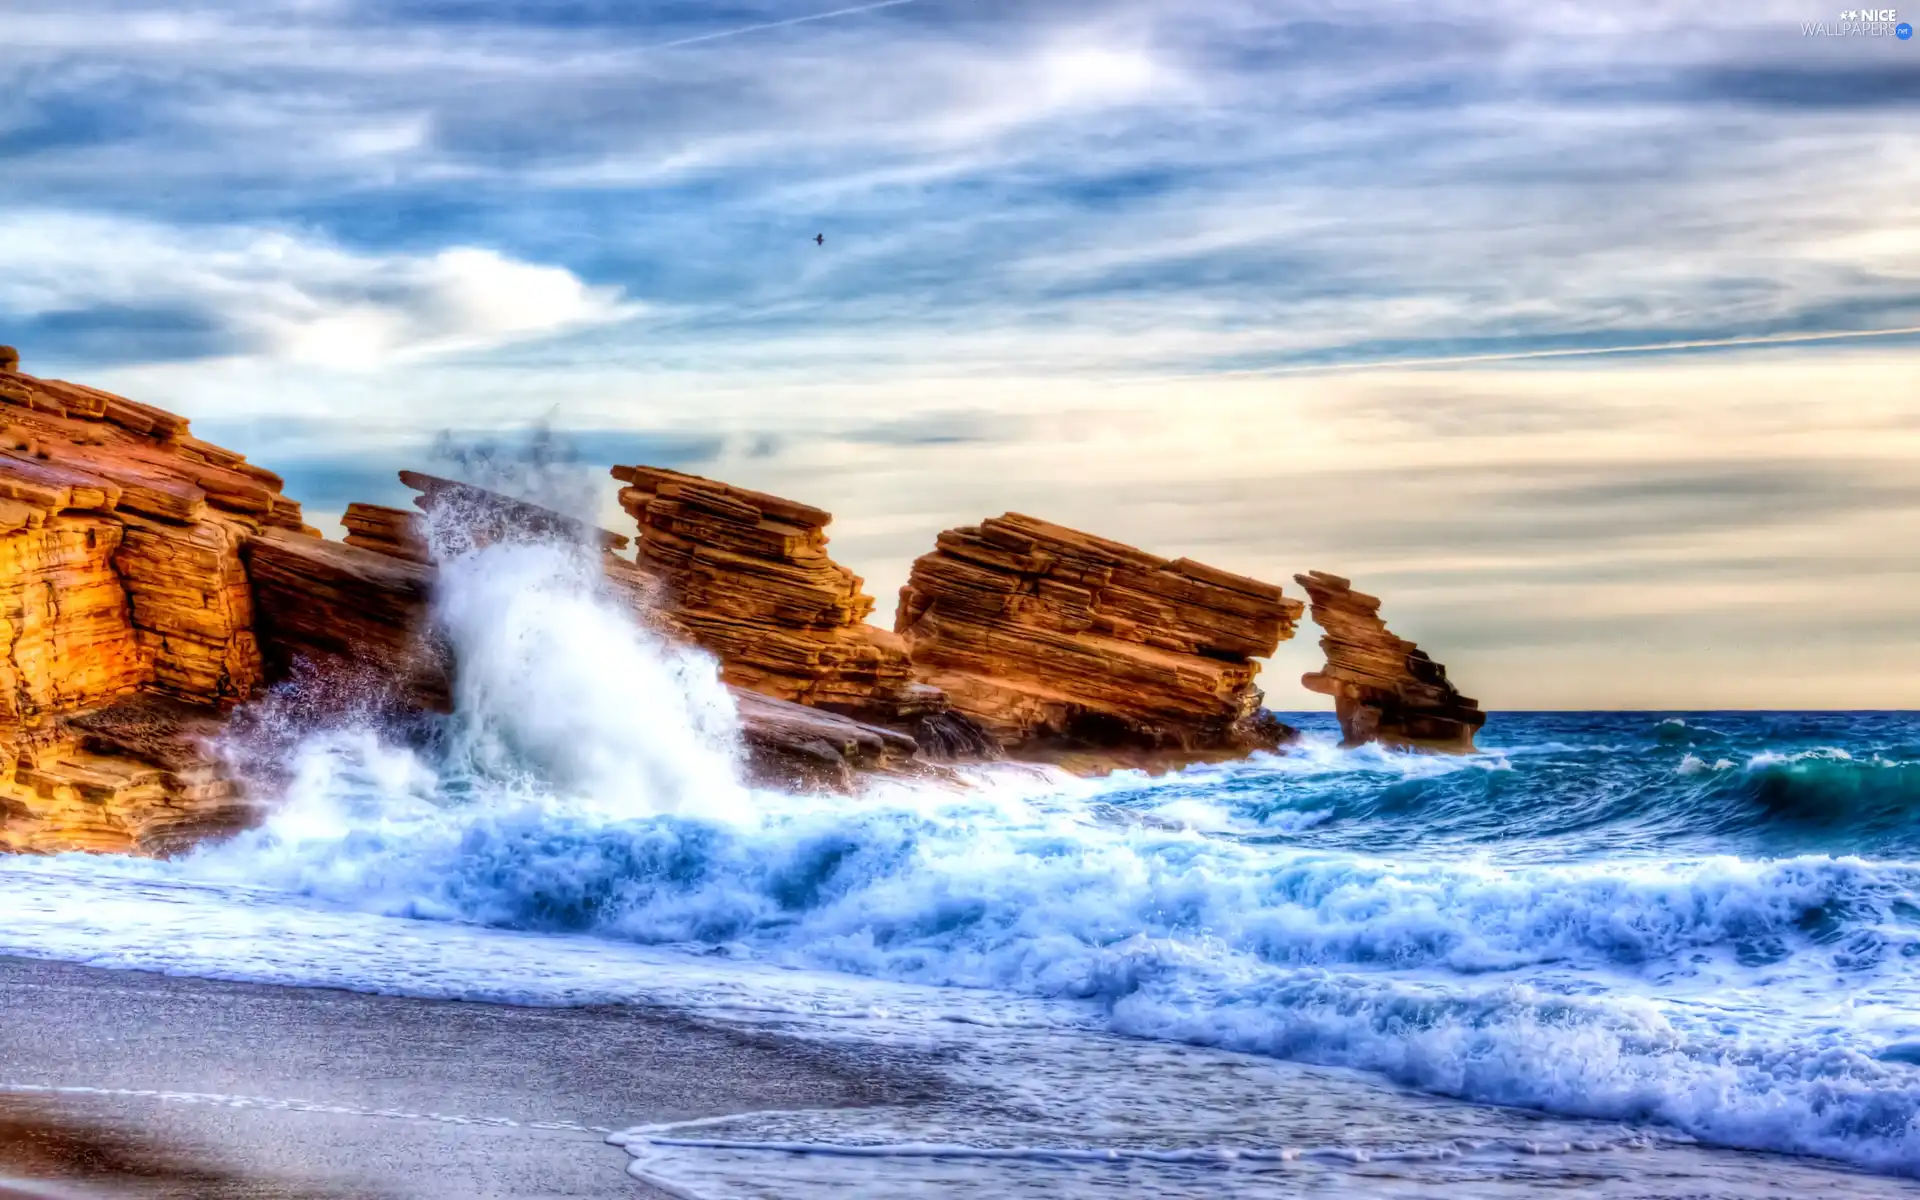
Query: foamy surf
3,533,1919,1194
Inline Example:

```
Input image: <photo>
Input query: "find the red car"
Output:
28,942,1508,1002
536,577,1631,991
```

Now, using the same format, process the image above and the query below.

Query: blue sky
3,0,1917,707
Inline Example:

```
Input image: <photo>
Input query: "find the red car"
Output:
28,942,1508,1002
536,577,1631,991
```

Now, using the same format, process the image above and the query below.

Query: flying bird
815,233,825,246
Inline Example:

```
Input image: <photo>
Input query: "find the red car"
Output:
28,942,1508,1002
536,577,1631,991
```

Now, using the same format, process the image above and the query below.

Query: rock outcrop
896,513,1302,766
340,502,429,564
612,464,940,722
1294,570,1484,752
246,527,445,710
730,688,921,791
265,469,929,792
0,346,1364,853
261,472,636,681
0,353,314,853
0,695,252,855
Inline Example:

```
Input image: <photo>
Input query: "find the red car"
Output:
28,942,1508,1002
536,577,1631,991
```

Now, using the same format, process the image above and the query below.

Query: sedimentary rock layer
0,343,1364,850
897,513,1302,758
1294,570,1485,752
401,471,631,555
341,502,429,564
255,471,933,790
731,688,921,790
246,528,447,710
0,351,316,852
0,695,252,856
612,464,937,721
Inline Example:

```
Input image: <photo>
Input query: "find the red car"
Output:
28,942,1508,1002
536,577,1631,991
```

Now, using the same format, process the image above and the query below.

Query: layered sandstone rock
731,688,921,791
251,471,648,713
341,502,429,564
255,470,930,791
1294,570,1485,752
612,464,939,722
246,528,446,710
0,346,1357,851
0,696,251,855
896,513,1302,764
402,470,631,555
0,354,316,852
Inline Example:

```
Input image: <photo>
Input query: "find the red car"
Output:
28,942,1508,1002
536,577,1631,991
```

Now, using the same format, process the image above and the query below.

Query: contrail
1207,325,1920,379
650,0,922,51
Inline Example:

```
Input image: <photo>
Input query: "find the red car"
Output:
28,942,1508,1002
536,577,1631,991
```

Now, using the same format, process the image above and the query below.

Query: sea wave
21,537,1920,1177
194,774,1920,982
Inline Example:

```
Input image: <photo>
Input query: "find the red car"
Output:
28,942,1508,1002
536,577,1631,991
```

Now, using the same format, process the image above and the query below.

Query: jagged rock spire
1294,570,1485,753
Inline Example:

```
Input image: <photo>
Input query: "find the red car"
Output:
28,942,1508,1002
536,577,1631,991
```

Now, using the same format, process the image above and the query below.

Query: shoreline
0,956,934,1199
6,948,1918,1198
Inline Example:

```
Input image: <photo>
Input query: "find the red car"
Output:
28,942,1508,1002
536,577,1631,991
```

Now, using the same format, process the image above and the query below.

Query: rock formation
403,470,632,555
611,464,941,723
246,527,445,710
340,502,429,563
1294,570,1485,752
0,352,314,853
896,513,1303,765
0,346,1359,853
270,469,927,792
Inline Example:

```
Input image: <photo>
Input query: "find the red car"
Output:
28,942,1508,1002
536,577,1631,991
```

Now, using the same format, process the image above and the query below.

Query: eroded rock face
0,356,315,852
897,513,1302,765
250,472,652,716
1294,570,1485,753
0,348,1355,851
403,470,631,555
731,688,921,791
341,502,429,564
257,471,933,793
0,696,253,855
612,464,938,722
246,528,447,711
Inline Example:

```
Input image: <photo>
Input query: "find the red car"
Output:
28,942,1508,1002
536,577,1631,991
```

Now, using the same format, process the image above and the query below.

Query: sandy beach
0,956,928,1199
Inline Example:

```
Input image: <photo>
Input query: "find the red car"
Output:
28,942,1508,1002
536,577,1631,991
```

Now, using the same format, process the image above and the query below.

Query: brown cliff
340,502,429,563
1294,570,1485,752
0,347,1347,854
0,352,314,853
246,527,445,710
611,464,940,723
896,513,1302,766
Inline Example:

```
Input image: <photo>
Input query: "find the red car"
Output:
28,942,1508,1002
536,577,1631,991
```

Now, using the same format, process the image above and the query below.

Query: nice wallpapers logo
1803,7,1914,35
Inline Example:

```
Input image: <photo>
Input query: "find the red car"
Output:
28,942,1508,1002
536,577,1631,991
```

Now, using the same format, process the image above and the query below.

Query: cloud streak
1193,326,1920,378
648,0,926,51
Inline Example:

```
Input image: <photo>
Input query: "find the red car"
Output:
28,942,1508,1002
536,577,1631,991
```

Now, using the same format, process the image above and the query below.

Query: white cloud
0,212,636,367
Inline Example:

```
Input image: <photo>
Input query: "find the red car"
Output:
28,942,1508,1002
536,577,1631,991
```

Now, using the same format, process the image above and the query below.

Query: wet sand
0,957,927,1199
9,955,1915,1200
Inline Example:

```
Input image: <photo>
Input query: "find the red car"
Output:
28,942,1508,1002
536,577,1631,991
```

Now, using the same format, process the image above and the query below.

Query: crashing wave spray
416,435,748,817
430,539,746,820
215,440,759,870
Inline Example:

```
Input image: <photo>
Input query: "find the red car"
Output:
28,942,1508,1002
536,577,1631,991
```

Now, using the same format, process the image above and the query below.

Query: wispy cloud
646,0,925,51
0,212,636,367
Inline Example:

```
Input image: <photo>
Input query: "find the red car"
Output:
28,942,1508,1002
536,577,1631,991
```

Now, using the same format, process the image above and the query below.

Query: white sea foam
431,542,747,819
1750,747,1856,767
1675,753,1737,775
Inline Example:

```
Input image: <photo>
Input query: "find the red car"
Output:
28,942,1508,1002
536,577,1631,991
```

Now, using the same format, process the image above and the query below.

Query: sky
2,0,1917,710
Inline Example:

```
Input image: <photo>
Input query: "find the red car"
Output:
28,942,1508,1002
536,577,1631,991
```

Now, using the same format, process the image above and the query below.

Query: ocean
3,540,1917,1198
